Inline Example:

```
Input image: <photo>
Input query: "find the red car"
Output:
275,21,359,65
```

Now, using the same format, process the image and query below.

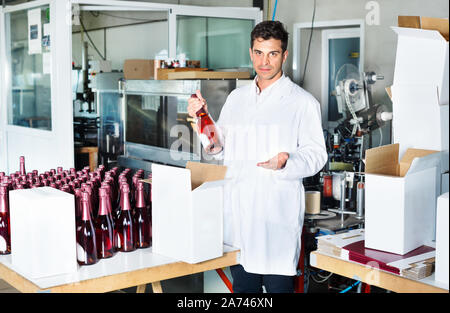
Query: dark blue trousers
230,264,295,293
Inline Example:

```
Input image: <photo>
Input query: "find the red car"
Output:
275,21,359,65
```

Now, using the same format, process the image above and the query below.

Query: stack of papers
315,228,436,279
402,258,435,280
316,229,365,259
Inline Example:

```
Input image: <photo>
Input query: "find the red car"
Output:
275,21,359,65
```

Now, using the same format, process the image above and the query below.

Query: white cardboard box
391,83,449,172
435,192,449,286
392,24,448,106
364,144,440,255
151,162,227,264
9,187,77,279
391,20,449,171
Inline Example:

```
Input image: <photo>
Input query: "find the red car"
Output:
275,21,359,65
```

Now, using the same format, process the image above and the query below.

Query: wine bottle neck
135,188,146,208
0,192,8,213
81,200,91,221
98,195,109,216
196,107,207,117
121,191,131,211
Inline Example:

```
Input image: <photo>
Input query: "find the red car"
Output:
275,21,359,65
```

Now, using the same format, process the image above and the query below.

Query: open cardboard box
393,16,448,106
391,16,449,193
364,143,441,255
150,161,227,264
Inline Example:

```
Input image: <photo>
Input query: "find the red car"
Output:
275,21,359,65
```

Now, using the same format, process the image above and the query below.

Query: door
328,36,360,121
0,0,73,174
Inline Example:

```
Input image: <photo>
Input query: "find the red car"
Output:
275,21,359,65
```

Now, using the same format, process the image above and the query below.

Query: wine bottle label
198,133,211,149
76,243,86,263
0,235,7,252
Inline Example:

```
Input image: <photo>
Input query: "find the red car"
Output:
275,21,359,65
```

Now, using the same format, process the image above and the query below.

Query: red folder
342,240,435,275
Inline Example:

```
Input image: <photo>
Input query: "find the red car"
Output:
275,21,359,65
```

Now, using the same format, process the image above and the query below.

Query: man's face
249,37,288,82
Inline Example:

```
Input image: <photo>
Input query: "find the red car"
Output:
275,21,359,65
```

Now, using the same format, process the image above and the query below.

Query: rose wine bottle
101,182,117,249
0,185,11,255
95,187,115,259
19,156,26,176
115,183,136,252
133,181,151,248
76,192,98,265
191,94,223,155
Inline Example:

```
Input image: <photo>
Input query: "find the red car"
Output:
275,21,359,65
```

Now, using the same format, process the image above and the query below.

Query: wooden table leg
151,281,163,293
136,284,146,293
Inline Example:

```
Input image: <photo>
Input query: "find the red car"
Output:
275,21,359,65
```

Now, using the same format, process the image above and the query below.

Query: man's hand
187,89,208,118
256,152,290,170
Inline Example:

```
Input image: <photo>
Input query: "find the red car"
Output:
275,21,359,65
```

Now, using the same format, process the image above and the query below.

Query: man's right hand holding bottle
187,90,208,118
187,90,208,134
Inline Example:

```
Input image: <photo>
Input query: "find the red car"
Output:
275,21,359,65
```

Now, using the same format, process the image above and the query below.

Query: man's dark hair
250,20,289,52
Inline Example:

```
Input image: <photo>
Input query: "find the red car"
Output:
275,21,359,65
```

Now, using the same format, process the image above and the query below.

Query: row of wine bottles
76,168,153,266
0,157,153,268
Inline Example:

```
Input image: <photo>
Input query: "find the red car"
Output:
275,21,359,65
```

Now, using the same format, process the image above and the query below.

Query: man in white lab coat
188,21,327,293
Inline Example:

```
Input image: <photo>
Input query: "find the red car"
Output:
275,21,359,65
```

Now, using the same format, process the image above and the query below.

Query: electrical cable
300,0,316,87
310,271,333,283
79,17,106,60
271,0,278,21
340,280,361,293
97,11,158,22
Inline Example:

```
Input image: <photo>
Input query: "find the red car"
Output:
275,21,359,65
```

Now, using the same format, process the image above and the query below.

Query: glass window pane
176,16,254,72
7,6,51,130
126,94,194,153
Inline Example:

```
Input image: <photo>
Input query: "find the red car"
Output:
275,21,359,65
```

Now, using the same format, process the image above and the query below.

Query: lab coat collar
252,72,292,104
253,72,287,96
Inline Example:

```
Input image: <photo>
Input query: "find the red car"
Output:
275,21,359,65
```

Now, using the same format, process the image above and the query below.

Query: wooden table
310,251,448,293
0,246,239,293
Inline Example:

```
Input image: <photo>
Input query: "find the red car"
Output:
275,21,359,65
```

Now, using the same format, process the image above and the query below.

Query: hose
339,280,361,293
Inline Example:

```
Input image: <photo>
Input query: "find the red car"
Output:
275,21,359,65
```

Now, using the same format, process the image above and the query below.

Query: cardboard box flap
398,16,421,29
395,16,449,42
186,161,227,190
392,26,447,42
402,150,441,176
421,17,449,42
151,163,191,192
365,144,400,175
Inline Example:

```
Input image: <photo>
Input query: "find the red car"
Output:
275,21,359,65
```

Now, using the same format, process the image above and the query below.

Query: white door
0,0,73,174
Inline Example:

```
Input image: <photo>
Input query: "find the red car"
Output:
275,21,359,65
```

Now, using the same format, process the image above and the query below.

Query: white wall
276,0,449,105
72,21,168,70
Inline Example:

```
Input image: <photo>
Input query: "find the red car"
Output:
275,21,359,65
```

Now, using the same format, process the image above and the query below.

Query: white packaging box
364,144,440,255
9,187,77,279
151,161,227,264
391,24,448,106
435,192,449,286
391,83,449,172
391,19,448,171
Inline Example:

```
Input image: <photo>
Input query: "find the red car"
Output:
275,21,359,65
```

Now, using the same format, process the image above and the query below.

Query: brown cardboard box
123,59,159,80
123,59,203,80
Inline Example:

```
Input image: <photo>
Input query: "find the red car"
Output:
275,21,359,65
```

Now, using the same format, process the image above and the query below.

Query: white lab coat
215,74,327,275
